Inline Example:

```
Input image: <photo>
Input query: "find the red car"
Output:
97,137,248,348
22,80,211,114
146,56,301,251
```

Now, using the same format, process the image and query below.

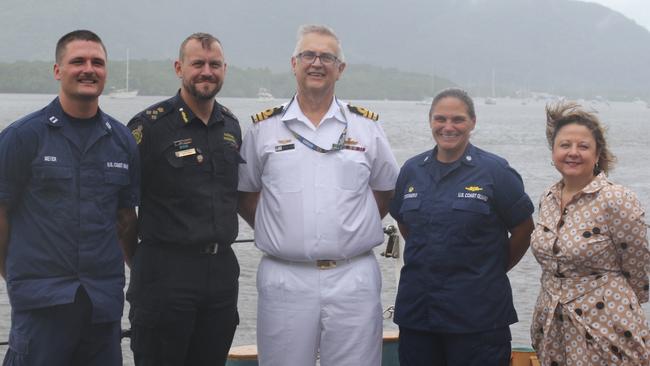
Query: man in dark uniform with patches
126,32,242,366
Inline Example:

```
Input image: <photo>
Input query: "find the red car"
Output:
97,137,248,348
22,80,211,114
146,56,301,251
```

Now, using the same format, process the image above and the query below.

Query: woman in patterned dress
530,102,650,365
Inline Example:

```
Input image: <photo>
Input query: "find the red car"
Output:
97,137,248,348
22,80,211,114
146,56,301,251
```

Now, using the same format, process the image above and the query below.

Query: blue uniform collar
43,97,113,152
420,143,477,167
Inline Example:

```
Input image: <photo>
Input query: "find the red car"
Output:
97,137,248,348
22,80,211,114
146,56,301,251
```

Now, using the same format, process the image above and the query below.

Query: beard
183,76,222,100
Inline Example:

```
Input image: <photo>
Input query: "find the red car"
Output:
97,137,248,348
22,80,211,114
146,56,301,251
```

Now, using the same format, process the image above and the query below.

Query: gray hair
292,24,345,62
429,88,476,121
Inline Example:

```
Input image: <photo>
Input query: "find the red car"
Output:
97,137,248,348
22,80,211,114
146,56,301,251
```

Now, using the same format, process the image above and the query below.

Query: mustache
195,75,217,83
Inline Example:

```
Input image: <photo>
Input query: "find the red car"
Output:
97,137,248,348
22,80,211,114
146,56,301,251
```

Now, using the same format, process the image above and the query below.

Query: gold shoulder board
347,104,379,121
251,106,284,123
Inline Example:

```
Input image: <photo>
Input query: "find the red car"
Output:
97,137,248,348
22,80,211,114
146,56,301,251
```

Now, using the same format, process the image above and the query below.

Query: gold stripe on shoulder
251,106,284,123
347,104,379,121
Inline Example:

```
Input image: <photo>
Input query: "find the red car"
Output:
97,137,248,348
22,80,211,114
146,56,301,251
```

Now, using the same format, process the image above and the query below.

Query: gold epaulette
251,106,284,123
347,104,379,121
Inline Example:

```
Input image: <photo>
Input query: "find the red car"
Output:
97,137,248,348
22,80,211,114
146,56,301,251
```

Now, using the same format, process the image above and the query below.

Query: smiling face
430,96,476,162
175,39,226,101
552,123,599,185
291,32,345,99
54,40,107,102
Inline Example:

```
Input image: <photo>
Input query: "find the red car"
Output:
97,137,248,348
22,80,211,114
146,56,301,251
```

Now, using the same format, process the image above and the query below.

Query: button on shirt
0,98,140,322
389,144,534,333
238,98,399,261
128,92,243,247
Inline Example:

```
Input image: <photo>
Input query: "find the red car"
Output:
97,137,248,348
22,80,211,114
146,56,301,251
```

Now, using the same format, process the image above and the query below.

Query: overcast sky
587,0,650,30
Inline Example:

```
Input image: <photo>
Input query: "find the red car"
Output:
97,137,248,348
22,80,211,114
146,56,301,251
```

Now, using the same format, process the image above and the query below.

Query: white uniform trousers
256,251,383,366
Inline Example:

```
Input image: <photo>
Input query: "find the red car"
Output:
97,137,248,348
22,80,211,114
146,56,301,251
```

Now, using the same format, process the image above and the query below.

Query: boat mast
125,49,130,92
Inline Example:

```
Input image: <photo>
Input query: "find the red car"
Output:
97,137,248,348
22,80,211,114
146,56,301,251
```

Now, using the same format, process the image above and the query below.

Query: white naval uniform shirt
238,97,399,261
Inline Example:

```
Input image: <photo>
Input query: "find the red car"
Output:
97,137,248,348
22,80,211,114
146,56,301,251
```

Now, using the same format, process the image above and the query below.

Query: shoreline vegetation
0,60,647,102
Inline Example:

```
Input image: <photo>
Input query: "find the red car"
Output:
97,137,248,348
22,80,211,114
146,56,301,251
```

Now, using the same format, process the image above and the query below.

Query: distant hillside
1,0,649,99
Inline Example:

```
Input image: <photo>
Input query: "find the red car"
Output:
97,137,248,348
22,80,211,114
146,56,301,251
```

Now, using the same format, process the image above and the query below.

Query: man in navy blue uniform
389,88,534,366
0,30,140,366
126,33,242,366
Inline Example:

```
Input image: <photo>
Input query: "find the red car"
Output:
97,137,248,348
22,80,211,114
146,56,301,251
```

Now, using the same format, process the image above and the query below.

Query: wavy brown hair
545,102,615,175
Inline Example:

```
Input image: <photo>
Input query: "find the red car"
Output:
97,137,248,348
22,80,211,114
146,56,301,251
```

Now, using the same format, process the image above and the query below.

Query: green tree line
0,60,455,101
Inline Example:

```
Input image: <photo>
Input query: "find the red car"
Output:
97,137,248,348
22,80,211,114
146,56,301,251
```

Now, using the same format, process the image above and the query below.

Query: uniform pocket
265,150,301,193
130,308,161,355
7,328,29,356
31,165,73,202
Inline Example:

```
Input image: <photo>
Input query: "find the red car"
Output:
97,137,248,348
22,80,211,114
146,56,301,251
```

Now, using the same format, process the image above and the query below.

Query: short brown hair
179,33,222,61
55,30,106,63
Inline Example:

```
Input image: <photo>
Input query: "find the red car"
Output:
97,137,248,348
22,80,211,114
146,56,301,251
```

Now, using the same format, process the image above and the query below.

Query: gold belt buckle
316,260,337,270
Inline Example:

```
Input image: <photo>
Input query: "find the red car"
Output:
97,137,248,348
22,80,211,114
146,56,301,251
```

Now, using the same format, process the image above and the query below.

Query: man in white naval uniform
238,24,399,366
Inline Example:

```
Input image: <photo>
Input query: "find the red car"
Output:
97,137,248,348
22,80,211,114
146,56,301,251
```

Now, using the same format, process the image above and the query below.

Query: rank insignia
252,106,284,123
347,104,379,121
131,125,143,145
224,133,237,144
408,186,415,193
465,186,483,192
179,108,189,123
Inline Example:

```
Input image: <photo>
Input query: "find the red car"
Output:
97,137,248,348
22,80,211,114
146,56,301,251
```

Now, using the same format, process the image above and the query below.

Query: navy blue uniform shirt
389,144,534,333
0,98,140,323
128,92,243,247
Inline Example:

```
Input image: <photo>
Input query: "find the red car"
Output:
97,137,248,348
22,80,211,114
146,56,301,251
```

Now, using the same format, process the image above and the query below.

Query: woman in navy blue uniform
389,88,535,366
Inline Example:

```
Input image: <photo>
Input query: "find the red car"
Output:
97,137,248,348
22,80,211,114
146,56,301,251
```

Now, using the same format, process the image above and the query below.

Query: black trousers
127,243,239,366
398,326,511,366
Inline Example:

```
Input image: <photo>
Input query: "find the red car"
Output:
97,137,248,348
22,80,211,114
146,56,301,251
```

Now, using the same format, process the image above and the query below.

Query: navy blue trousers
2,286,122,366
398,326,511,366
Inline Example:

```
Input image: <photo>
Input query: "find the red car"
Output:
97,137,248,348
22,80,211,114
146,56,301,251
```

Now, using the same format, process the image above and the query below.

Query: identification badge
275,144,295,152
175,148,197,158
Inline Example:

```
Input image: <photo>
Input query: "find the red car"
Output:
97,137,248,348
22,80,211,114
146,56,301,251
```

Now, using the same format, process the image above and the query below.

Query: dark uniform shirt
128,91,243,247
0,98,140,322
389,144,534,333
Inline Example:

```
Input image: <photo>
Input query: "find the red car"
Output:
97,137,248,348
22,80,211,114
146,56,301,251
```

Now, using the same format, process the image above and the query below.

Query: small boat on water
109,49,138,99
256,88,274,102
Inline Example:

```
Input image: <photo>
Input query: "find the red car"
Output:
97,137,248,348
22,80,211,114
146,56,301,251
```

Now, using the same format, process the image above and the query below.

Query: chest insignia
404,186,418,199
173,138,192,150
179,108,190,123
465,186,483,192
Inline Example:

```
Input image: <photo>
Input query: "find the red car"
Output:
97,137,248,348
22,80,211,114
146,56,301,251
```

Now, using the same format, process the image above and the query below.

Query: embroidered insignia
347,104,379,121
224,133,237,144
251,106,284,123
131,125,143,145
179,108,189,123
408,186,415,193
465,186,483,192
278,139,292,144
344,137,358,145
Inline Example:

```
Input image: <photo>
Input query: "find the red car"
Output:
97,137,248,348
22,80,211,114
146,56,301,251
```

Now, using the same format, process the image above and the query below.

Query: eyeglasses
296,51,340,65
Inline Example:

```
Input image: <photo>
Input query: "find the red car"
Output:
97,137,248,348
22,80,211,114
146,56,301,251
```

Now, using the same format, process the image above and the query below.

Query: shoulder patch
347,104,379,121
131,124,143,145
142,101,173,122
251,106,284,123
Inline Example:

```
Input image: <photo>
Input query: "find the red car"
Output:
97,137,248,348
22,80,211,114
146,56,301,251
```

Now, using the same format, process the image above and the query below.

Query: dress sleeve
388,164,408,223
237,125,263,192
609,186,650,303
368,121,399,191
492,161,534,229
0,127,36,207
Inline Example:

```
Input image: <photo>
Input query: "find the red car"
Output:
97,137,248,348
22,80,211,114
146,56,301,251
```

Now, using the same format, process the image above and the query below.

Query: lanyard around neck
281,96,348,154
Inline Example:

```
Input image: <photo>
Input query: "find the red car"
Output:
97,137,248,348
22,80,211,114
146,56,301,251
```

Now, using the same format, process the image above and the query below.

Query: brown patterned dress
531,173,650,365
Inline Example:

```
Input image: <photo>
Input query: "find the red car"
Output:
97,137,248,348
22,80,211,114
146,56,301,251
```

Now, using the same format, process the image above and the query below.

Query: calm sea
0,94,648,364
